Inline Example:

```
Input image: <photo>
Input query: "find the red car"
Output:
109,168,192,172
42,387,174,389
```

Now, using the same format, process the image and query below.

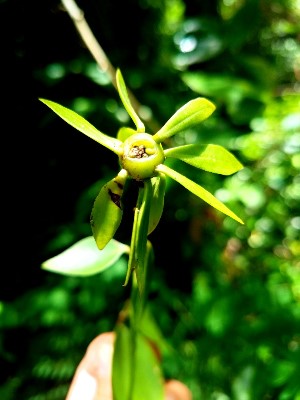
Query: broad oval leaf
39,98,123,155
164,143,243,175
112,324,164,400
91,172,127,250
116,69,145,133
41,237,129,276
156,164,244,224
153,97,215,144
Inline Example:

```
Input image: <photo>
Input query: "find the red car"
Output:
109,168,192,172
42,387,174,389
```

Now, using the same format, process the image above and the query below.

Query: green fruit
120,133,165,181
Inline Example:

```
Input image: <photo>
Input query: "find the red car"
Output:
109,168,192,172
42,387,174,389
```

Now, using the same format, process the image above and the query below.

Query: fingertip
87,332,116,354
165,379,193,400
66,332,116,400
84,331,115,379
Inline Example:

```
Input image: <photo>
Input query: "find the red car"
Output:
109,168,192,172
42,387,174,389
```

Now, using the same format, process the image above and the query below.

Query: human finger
66,331,193,400
66,332,115,400
165,379,193,400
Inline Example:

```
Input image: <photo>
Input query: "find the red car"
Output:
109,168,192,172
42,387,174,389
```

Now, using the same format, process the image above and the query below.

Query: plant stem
60,0,116,85
124,181,152,397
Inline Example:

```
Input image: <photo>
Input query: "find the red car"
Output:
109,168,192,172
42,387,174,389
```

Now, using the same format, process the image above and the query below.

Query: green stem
124,180,153,399
123,185,144,286
123,179,152,290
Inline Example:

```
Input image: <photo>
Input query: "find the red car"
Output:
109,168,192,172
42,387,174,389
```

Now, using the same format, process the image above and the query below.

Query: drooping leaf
153,97,215,144
112,324,164,400
39,98,123,154
164,143,243,175
91,171,127,250
156,164,244,224
41,237,129,276
148,175,166,234
116,69,145,133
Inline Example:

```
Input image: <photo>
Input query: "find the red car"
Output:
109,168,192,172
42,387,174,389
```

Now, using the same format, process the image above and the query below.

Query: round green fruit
120,133,165,180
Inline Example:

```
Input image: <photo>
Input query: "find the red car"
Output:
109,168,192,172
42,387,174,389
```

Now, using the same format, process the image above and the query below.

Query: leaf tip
233,213,245,225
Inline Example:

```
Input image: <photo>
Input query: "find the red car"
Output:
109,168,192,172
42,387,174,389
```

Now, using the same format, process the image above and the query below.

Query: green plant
39,68,244,399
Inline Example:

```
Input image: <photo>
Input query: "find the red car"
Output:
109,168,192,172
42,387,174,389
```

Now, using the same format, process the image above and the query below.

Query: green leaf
41,237,129,276
153,97,215,144
156,164,244,224
148,174,166,234
116,69,145,133
117,126,137,142
164,143,243,175
91,171,127,250
112,324,164,400
39,98,123,155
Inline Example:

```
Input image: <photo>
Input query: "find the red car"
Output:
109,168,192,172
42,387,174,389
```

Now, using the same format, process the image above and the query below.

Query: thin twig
60,0,160,133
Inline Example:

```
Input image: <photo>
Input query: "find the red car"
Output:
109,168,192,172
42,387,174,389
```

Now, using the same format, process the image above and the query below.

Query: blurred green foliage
1,0,299,399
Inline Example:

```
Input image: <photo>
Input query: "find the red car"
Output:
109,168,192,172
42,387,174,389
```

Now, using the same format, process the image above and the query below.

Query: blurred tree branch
60,0,160,133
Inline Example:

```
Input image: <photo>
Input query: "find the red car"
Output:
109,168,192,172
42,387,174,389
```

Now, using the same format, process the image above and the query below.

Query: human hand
66,332,192,400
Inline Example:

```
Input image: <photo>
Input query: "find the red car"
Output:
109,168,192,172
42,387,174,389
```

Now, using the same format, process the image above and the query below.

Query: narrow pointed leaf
91,171,127,250
153,98,215,144
156,164,244,224
39,98,123,154
116,69,145,133
41,237,129,276
164,143,243,175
